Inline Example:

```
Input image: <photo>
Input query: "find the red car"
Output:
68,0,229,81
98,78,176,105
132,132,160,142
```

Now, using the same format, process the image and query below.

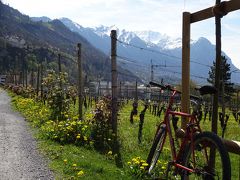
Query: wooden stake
77,43,83,120
40,61,43,99
36,63,40,96
111,30,118,134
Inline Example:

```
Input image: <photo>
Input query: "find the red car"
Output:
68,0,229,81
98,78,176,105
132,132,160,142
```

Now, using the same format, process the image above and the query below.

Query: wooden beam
181,12,191,130
222,139,240,155
191,0,240,23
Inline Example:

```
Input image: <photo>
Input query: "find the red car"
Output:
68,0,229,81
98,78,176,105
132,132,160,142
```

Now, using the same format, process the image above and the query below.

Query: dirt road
0,89,54,179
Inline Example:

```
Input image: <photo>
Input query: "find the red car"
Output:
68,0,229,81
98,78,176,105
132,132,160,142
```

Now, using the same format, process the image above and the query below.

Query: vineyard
1,0,240,179
1,75,239,179
0,27,239,180
0,22,239,180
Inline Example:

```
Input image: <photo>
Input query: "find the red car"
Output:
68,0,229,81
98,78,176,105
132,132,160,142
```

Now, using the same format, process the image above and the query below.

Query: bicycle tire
146,124,166,174
182,131,231,180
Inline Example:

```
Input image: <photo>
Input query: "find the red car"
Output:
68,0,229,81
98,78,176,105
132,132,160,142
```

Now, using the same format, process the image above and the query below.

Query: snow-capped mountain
56,18,239,84
134,31,168,45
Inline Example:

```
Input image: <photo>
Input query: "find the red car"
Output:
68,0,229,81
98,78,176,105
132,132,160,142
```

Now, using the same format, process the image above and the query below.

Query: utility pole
77,43,83,120
150,59,166,82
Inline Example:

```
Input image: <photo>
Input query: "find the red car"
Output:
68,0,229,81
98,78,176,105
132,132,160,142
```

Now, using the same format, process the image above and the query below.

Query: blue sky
2,0,240,69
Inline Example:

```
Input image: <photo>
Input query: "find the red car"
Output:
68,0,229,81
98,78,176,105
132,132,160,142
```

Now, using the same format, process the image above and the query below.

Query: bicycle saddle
197,85,217,95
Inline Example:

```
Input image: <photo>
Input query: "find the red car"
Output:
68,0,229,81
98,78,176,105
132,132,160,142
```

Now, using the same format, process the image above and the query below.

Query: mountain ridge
0,2,137,83
55,17,239,84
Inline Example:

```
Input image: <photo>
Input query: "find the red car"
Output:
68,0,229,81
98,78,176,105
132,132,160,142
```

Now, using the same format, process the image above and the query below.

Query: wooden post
111,29,123,168
210,0,222,171
77,43,83,120
31,62,34,87
25,51,28,87
22,56,25,86
151,59,153,81
58,53,62,75
135,80,138,102
13,56,17,85
111,30,118,134
119,81,122,98
36,63,40,96
40,61,43,99
212,0,222,135
237,90,239,112
181,12,191,130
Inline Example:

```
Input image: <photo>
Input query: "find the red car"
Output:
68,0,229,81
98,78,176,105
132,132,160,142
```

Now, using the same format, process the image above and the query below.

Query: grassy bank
10,92,240,179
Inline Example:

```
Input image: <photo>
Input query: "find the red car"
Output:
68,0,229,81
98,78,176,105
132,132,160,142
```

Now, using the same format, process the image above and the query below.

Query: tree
207,55,235,98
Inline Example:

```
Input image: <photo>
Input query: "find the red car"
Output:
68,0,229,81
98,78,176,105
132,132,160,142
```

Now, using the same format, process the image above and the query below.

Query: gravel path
0,89,54,180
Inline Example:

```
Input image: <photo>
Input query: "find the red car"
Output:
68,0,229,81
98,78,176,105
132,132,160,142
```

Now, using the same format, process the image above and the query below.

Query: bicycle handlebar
149,81,200,101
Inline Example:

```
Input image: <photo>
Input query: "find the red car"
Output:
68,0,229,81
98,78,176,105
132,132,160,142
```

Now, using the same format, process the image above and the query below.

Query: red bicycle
146,82,231,180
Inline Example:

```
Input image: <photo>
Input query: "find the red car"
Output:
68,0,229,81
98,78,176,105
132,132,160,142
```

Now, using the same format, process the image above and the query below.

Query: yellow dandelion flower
77,170,84,176
142,162,148,167
76,135,80,139
140,166,144,170
72,164,77,167
63,159,67,164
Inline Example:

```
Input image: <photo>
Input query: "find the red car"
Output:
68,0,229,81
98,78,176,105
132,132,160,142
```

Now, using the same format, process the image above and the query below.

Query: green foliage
12,95,50,127
208,55,235,96
42,70,73,120
6,84,35,98
41,118,92,146
126,156,167,179
90,96,115,153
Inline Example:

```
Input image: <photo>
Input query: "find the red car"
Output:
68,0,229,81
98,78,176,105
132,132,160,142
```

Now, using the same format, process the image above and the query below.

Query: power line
155,67,208,80
116,38,211,68
118,71,138,79
117,56,149,69
117,55,182,69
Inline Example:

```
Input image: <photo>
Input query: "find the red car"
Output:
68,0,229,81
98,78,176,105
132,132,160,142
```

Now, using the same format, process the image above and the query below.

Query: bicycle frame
159,89,203,174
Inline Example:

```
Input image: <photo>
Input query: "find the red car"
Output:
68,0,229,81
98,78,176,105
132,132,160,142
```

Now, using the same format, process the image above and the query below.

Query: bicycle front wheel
182,131,231,180
146,124,166,174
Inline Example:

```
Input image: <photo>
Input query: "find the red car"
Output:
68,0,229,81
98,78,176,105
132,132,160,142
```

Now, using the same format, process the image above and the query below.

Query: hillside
0,2,136,82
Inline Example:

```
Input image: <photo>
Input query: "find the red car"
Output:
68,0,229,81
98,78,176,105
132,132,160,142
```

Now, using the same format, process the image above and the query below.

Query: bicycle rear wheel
182,131,231,180
146,124,166,174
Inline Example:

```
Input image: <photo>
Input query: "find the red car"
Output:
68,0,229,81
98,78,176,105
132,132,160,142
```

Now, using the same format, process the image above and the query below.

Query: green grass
10,93,240,179
36,136,130,179
119,101,240,179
